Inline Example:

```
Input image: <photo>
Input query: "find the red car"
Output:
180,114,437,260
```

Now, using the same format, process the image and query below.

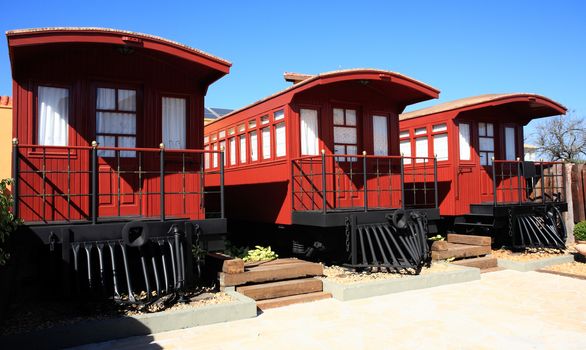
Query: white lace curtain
162,97,186,149
38,86,69,146
372,115,388,156
300,109,319,155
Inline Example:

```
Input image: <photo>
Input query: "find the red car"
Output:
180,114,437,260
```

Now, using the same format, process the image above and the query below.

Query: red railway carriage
399,93,568,249
204,69,442,270
8,27,230,299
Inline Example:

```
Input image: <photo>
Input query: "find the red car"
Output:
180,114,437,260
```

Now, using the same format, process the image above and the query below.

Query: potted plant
575,221,586,244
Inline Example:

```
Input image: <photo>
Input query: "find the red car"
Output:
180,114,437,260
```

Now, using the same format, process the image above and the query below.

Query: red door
332,107,363,209
94,86,141,218
477,122,495,203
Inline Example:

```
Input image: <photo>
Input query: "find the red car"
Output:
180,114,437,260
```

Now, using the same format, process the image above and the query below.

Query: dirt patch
491,248,569,262
540,260,586,278
323,263,457,284
0,289,233,337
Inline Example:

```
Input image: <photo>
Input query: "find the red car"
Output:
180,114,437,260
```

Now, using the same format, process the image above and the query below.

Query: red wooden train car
399,93,568,248
204,69,442,269
8,27,230,298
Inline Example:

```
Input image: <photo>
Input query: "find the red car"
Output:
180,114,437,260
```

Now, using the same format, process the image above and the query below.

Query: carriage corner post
362,150,368,212
492,156,497,206
321,149,326,214
160,143,165,222
220,146,225,219
91,140,98,224
12,138,19,219
434,154,438,208
517,157,522,205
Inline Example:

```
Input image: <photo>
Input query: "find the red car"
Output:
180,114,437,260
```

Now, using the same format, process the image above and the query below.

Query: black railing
291,151,438,213
12,139,224,224
492,159,565,206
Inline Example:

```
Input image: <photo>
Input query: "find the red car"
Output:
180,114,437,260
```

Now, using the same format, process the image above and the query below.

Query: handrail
17,143,224,154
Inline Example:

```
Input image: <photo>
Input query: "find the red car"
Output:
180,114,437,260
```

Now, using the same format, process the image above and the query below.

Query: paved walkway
78,270,586,350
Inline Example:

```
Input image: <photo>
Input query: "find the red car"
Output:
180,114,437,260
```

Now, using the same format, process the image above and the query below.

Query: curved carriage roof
6,27,231,74
400,93,566,121
208,68,439,125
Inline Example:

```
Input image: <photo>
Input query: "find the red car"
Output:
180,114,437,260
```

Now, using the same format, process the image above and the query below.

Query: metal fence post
321,149,327,214
362,151,368,212
492,157,497,206
220,148,225,219
91,141,98,224
540,161,545,203
434,156,438,208
517,158,522,204
290,159,295,211
351,215,357,266
160,143,165,222
11,138,19,219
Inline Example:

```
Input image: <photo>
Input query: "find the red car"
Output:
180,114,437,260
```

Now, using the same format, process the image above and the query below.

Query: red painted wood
9,29,228,223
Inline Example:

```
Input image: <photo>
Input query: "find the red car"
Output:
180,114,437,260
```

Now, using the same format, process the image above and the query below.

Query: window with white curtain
204,145,210,169
250,131,258,161
229,138,236,165
333,108,358,162
262,127,271,159
372,115,388,156
162,97,186,149
239,134,247,163
400,140,411,164
38,86,69,146
433,134,448,161
300,108,319,155
415,137,428,163
212,143,218,168
275,122,286,157
219,140,226,165
96,87,137,157
459,123,471,161
505,126,516,160
478,122,494,166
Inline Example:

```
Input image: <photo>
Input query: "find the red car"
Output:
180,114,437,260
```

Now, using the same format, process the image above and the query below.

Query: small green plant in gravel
574,221,586,241
242,246,278,263
428,234,445,241
0,178,21,266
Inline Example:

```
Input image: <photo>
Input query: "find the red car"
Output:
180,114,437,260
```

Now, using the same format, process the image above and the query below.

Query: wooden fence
571,163,586,223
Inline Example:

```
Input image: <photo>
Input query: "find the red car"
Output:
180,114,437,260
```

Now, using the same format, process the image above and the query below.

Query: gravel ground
0,290,233,336
491,248,569,261
323,263,456,284
541,261,586,277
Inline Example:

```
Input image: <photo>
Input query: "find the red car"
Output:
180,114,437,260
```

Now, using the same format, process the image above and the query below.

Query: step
451,256,497,270
431,242,491,260
454,222,494,228
447,234,492,246
236,278,323,301
256,291,332,310
470,204,494,215
219,261,323,287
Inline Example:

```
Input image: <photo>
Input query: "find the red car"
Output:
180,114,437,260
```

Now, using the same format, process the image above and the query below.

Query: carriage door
333,108,362,209
478,122,495,203
95,87,140,217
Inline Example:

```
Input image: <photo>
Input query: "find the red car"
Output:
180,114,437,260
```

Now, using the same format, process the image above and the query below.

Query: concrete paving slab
75,270,586,350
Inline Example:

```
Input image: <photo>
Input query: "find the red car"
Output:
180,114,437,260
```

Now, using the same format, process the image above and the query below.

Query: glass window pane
38,86,69,146
97,135,115,157
248,120,256,128
204,145,210,169
372,115,388,156
334,144,346,162
487,123,494,137
162,97,186,149
213,143,218,168
118,89,136,112
505,127,516,160
219,130,226,138
415,137,428,163
480,153,487,166
479,122,486,136
229,138,236,165
97,112,136,134
345,109,357,126
459,123,471,161
333,108,344,125
433,133,448,161
488,152,494,165
300,108,319,155
415,127,427,135
250,131,258,161
275,122,286,157
333,127,357,144
118,136,136,158
432,123,447,132
97,88,115,110
479,137,494,151
400,140,411,164
261,115,270,125
239,135,247,163
229,128,235,135
262,127,271,159
347,145,358,162
238,124,245,132
399,130,410,139
204,136,209,143
274,109,285,121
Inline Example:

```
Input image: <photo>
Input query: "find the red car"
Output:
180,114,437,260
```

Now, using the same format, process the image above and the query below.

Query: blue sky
1,0,584,141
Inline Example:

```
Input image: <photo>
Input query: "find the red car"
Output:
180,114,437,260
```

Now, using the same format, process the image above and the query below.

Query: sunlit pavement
76,270,586,350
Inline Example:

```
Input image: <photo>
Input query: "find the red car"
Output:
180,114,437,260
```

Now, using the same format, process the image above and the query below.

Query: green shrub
0,178,21,266
242,246,278,263
574,221,586,241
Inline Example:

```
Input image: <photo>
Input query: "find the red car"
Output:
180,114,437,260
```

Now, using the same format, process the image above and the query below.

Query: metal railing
291,151,438,213
12,139,225,223
492,159,565,206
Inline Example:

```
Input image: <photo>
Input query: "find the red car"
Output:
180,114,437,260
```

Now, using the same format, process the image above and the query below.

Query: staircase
431,234,500,273
454,204,502,235
218,258,331,310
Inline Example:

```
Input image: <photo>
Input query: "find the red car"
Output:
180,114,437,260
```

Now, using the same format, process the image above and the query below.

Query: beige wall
0,103,12,180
